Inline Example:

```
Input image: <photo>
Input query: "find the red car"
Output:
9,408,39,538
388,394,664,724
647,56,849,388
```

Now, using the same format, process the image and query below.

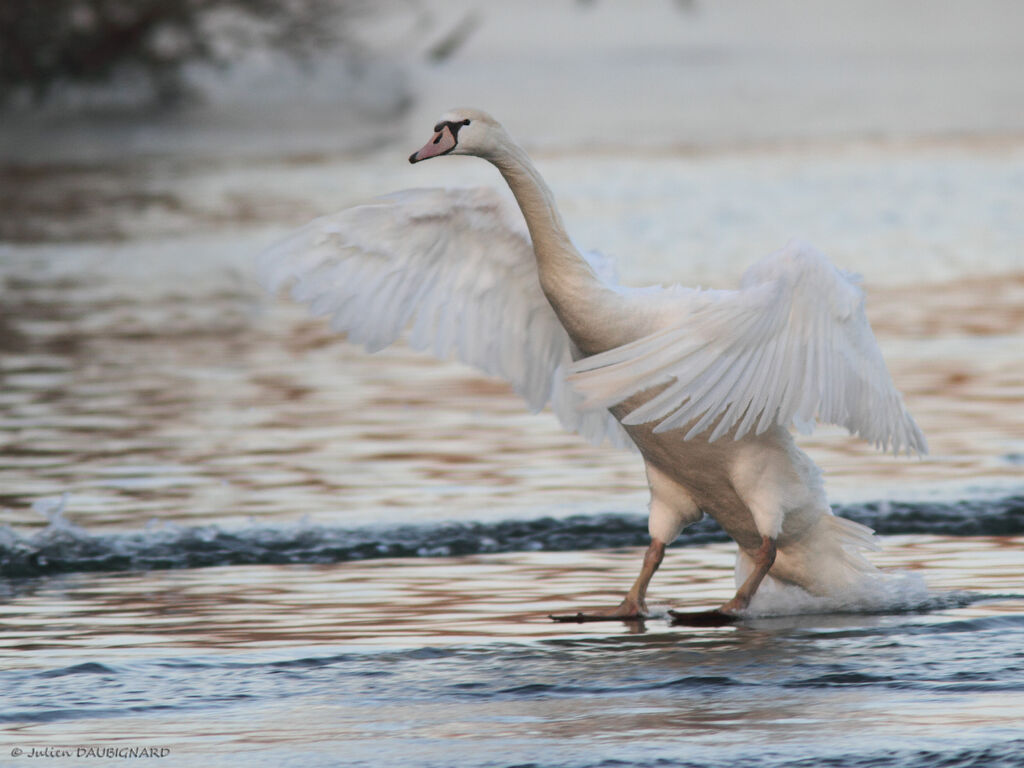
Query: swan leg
720,536,776,614
555,538,665,620
552,464,698,621
593,461,700,618
604,538,666,617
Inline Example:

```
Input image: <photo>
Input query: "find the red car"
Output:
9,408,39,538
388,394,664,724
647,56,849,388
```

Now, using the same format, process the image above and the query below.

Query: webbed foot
668,608,739,627
549,597,647,623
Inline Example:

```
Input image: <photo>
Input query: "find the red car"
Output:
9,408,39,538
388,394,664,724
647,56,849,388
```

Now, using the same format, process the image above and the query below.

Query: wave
1,494,1021,578
525,742,1024,768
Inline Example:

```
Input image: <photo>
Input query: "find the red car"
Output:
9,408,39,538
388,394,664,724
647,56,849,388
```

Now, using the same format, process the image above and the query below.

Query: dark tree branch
0,0,365,107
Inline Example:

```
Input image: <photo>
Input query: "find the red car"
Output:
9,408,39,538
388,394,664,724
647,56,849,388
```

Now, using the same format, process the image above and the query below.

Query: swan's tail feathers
737,512,933,617
830,514,882,554
816,514,884,592
748,513,882,599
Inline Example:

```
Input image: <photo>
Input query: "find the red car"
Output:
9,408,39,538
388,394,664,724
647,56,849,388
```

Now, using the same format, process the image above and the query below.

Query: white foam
744,568,934,618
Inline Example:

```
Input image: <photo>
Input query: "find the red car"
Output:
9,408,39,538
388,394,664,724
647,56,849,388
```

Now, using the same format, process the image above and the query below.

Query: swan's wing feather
569,240,926,455
260,186,632,450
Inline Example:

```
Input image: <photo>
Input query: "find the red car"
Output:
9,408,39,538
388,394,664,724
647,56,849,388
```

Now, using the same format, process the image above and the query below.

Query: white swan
261,108,926,619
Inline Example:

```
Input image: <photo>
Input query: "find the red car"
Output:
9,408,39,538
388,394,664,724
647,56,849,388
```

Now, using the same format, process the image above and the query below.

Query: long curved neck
489,141,611,354
493,143,577,271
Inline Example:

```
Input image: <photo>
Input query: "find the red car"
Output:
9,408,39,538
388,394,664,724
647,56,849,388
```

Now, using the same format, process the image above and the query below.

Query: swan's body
262,109,925,616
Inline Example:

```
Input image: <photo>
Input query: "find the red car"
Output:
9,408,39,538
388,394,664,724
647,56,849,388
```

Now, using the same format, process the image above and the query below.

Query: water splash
745,569,934,618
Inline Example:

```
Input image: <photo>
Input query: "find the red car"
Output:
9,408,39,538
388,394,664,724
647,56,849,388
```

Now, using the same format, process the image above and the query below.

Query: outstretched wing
259,186,631,449
568,240,926,455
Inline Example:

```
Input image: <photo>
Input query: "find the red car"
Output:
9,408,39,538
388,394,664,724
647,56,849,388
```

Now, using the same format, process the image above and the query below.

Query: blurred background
1,0,1022,529
3,0,1024,160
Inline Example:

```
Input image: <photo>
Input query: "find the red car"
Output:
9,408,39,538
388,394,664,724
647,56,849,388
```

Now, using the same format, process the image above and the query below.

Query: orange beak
409,124,457,163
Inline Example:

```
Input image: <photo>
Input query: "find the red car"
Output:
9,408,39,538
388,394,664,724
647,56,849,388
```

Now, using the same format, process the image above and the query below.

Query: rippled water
2,540,1023,767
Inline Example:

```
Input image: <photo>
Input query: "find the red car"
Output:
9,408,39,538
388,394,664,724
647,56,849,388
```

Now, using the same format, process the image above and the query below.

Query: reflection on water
2,536,1020,658
1,248,1022,534
0,251,645,530
1,537,1022,768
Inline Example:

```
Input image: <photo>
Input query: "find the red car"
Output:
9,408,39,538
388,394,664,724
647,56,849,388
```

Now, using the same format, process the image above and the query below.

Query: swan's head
409,108,504,163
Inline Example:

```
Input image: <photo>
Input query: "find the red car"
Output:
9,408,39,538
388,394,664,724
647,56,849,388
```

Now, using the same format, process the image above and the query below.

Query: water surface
2,539,1022,768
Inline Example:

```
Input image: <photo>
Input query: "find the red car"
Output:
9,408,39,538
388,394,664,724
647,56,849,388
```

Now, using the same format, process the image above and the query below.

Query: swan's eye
462,119,471,125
